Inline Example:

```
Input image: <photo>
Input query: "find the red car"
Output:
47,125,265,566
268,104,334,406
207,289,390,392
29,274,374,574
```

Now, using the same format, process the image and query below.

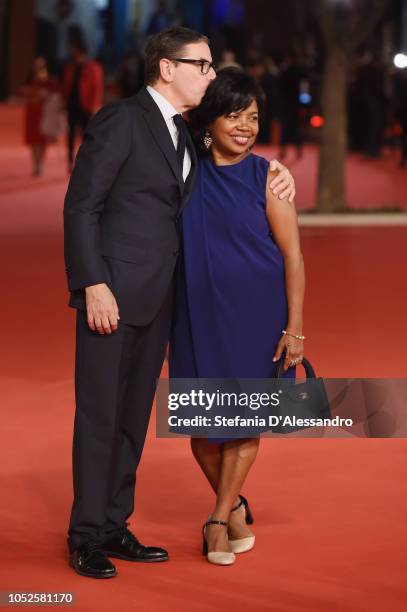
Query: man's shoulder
86,93,152,143
94,95,142,122
104,90,149,115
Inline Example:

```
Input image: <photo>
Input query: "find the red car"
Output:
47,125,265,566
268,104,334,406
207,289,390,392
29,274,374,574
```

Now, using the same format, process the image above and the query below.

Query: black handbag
271,357,331,434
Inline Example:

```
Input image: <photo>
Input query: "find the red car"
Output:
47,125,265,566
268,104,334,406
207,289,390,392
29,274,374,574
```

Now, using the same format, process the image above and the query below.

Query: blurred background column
110,0,129,71
0,0,8,99
5,0,36,97
402,0,407,52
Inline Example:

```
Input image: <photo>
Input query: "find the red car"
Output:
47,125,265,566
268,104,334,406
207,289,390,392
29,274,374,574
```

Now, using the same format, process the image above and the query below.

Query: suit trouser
67,282,174,553
67,108,91,165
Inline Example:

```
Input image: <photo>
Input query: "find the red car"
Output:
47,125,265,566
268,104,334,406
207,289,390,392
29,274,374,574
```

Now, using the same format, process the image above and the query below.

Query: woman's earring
204,130,212,149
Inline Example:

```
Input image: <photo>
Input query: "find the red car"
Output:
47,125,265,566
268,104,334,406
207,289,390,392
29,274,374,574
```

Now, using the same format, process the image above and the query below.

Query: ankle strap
231,497,244,513
205,519,228,528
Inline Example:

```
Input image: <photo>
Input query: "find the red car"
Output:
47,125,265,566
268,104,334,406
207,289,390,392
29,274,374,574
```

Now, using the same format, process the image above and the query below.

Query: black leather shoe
103,527,169,563
69,540,117,579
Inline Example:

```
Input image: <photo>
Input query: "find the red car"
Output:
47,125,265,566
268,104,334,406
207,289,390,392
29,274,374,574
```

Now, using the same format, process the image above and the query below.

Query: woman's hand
273,334,304,371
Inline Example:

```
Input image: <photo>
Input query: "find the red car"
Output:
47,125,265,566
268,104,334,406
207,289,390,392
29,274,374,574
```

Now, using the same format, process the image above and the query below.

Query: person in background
62,36,103,172
119,53,144,98
263,56,282,145
279,53,303,160
120,18,145,97
217,49,241,70
21,57,58,176
146,0,174,35
357,54,386,159
246,59,274,144
394,68,407,168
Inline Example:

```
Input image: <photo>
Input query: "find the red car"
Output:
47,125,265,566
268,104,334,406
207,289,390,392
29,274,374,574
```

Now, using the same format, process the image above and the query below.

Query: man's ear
159,58,175,83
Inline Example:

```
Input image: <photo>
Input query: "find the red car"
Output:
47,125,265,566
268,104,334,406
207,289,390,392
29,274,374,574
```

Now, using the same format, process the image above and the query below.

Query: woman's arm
265,169,305,371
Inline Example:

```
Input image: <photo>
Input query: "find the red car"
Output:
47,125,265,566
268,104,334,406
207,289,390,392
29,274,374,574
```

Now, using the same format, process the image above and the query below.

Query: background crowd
4,0,407,176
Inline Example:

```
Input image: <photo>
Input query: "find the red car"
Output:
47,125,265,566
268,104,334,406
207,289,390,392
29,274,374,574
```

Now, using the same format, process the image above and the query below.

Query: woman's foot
228,497,255,554
205,521,232,553
203,519,235,565
228,499,254,541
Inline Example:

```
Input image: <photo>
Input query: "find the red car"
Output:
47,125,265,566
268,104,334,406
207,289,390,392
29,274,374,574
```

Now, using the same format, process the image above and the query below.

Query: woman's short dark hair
189,67,265,150
144,26,209,85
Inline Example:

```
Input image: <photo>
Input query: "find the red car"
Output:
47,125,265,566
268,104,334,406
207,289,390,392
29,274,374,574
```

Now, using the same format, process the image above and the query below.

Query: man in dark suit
64,26,296,579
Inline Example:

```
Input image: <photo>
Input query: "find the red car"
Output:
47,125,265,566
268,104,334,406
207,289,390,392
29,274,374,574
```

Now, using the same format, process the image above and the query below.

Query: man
64,26,296,579
62,35,103,172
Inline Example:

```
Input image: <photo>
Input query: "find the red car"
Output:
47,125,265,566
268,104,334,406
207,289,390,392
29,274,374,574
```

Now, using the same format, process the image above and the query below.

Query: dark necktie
173,114,187,172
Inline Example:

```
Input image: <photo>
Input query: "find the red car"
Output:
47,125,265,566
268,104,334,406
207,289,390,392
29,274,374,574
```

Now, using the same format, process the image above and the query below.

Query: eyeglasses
171,58,216,75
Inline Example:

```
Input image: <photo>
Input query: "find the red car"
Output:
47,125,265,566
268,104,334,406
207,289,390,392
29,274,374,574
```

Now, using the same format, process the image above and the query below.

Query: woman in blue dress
169,68,305,565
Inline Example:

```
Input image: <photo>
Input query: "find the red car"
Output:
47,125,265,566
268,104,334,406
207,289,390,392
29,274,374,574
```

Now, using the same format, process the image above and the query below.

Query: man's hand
85,283,120,334
269,160,296,203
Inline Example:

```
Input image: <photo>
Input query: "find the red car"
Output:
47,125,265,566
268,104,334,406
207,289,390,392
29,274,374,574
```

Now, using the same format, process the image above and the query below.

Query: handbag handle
272,356,316,379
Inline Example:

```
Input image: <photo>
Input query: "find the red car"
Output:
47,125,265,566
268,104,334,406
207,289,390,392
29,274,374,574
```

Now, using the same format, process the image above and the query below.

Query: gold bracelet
282,329,306,340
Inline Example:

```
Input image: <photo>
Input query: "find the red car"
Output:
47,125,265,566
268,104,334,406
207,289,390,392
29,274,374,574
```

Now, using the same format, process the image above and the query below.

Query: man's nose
207,67,216,80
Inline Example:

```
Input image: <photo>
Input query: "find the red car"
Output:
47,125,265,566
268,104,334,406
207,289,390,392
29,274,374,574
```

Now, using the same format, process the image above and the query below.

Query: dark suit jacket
63,87,197,326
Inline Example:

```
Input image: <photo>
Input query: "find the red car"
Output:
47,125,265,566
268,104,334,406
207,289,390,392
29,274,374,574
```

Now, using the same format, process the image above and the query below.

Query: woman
21,57,58,176
169,68,305,565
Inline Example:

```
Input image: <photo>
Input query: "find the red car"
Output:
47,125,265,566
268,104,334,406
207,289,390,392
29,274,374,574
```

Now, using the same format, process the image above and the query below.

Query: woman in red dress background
21,57,58,176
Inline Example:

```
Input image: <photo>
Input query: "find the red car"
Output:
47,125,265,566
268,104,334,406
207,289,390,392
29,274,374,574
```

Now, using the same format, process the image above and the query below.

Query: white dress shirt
146,85,191,181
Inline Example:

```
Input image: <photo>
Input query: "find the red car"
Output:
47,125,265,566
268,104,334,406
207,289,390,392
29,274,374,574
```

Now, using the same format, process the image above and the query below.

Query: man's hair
144,26,209,85
68,26,88,55
70,38,88,55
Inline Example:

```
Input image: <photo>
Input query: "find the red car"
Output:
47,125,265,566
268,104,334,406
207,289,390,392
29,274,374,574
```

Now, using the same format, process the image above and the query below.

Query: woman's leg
205,438,260,552
38,144,46,172
191,437,242,515
31,144,42,176
190,437,222,493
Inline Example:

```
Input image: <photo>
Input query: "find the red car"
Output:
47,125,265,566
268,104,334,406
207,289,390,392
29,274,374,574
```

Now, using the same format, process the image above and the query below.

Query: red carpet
1,103,407,611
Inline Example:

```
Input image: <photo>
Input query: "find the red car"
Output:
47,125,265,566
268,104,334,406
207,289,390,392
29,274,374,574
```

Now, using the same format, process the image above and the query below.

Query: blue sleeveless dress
169,154,294,431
